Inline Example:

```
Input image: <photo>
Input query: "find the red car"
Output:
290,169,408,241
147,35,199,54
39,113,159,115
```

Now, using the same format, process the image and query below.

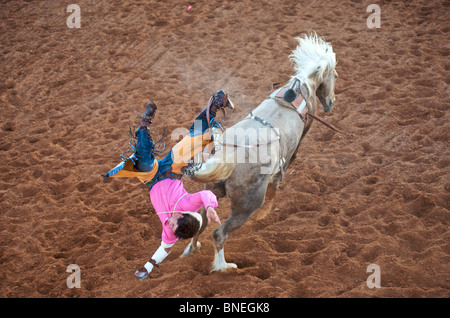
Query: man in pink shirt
102,93,232,280
133,177,221,280
132,97,227,280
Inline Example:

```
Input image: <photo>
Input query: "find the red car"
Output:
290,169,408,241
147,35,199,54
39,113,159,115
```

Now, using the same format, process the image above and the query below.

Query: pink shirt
149,178,218,245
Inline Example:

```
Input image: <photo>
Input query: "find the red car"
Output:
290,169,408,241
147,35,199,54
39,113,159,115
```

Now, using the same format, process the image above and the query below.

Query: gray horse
182,33,338,272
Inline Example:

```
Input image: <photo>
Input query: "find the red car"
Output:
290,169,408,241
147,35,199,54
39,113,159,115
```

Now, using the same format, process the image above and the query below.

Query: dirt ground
0,0,448,298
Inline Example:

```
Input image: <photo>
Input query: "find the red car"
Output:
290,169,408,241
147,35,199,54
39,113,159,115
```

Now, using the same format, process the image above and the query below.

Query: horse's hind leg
211,195,266,271
211,210,252,271
211,178,268,271
255,173,281,220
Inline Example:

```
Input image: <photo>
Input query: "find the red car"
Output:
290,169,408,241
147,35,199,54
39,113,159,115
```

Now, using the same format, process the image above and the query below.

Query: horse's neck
302,78,319,115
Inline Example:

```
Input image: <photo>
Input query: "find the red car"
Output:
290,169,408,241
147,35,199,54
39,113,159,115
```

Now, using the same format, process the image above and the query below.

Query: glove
134,258,159,280
134,242,171,280
134,267,149,280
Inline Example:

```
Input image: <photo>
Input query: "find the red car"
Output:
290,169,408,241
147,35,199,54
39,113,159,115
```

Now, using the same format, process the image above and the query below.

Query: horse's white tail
191,146,236,183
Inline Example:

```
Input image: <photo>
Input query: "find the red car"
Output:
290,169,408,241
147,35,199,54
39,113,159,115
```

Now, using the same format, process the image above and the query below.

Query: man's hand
206,206,221,225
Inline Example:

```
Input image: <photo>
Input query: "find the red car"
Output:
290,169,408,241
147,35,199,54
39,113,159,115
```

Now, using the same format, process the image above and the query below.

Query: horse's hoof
211,262,238,272
180,241,201,257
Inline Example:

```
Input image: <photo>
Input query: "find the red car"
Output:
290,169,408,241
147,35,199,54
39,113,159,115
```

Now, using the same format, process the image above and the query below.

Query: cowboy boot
211,90,235,112
140,101,157,128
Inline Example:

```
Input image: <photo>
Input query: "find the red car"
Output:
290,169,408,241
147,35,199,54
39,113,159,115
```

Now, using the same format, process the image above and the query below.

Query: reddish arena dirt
0,0,448,298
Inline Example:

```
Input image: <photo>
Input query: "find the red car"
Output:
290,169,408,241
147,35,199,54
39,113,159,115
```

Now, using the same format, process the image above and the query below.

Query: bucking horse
182,33,338,272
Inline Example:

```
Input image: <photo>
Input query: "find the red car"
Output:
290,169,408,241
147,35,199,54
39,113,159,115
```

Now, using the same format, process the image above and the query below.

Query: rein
206,95,213,132
305,112,345,134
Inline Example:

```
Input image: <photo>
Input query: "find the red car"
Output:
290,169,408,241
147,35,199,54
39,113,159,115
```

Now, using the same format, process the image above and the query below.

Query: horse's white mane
289,33,336,84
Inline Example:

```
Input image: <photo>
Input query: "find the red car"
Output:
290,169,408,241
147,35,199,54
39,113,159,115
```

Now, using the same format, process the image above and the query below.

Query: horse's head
316,68,338,113
290,33,337,114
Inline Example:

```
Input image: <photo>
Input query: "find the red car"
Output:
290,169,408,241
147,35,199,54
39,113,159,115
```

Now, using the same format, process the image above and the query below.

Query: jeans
134,127,156,172
135,109,217,179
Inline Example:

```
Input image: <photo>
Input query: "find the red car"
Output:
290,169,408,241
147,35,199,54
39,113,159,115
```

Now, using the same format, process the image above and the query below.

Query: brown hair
174,214,200,239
